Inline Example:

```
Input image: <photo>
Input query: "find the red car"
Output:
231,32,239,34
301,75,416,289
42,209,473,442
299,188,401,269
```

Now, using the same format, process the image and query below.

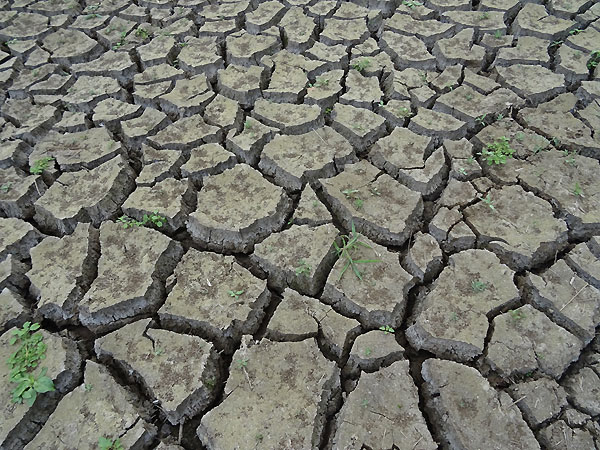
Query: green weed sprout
117,211,166,229
99,437,124,450
333,222,381,281
7,322,55,407
479,137,515,165
30,157,54,175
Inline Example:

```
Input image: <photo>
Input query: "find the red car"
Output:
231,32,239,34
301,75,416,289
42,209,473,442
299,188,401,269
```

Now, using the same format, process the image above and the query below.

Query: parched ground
0,0,599,448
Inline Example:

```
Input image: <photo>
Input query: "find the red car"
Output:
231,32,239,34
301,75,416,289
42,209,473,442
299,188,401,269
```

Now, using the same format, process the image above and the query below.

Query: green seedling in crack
573,182,584,197
563,150,577,166
396,107,411,117
237,358,248,369
117,211,165,229
99,437,124,450
295,259,312,276
475,114,487,126
153,347,164,356
30,157,54,175
481,194,495,210
587,50,600,70
379,325,395,334
333,222,381,281
0,182,12,193
228,289,244,299
479,137,515,165
351,59,370,72
494,30,503,39
7,322,55,407
457,167,468,176
307,77,329,88
135,27,149,39
471,280,488,292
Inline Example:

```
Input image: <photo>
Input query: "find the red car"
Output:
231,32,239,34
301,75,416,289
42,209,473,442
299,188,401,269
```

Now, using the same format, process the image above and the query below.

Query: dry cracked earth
0,0,600,448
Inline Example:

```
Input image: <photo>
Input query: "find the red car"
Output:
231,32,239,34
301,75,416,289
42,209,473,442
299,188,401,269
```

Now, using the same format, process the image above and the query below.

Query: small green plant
396,107,411,117
587,50,600,70
465,93,474,101
364,347,372,356
479,12,489,20
135,27,149,39
1,182,12,193
509,309,525,321
496,113,504,121
550,40,563,48
85,383,93,392
515,131,525,142
569,28,583,35
450,312,459,321
475,114,487,126
379,325,395,334
153,347,164,356
324,107,333,115
237,358,248,369
341,188,364,211
457,167,467,176
573,182,584,197
7,322,55,407
471,280,488,292
351,59,370,72
481,194,495,210
307,77,329,88
494,30,502,39
479,137,515,165
117,211,166,229
228,289,244,299
30,157,54,175
255,433,264,442
98,436,124,450
204,378,215,390
402,0,423,7
112,31,127,50
563,150,577,166
333,222,381,281
295,259,311,276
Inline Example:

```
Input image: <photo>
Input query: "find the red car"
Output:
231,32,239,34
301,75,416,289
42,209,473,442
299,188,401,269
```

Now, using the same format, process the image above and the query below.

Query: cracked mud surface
0,0,599,449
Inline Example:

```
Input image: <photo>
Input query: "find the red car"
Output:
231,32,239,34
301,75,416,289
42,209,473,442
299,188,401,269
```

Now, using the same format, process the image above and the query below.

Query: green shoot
351,59,370,72
471,280,488,292
30,157,54,175
228,290,244,299
333,222,381,281
295,259,311,276
573,182,584,197
481,194,495,210
379,325,395,334
509,309,525,321
7,322,55,407
98,437,124,450
117,211,166,229
587,50,600,70
479,137,515,165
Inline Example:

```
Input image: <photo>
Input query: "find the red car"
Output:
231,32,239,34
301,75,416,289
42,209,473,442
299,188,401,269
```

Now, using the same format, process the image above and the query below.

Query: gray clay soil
0,0,600,449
